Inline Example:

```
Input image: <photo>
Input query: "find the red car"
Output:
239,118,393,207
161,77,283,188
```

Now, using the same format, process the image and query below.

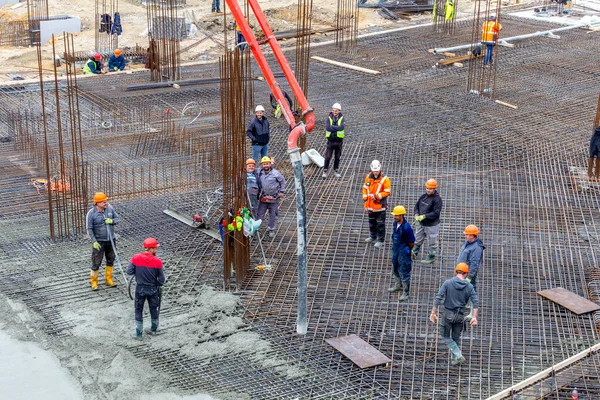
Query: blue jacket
127,252,165,288
433,276,479,312
86,204,120,242
108,54,126,71
392,218,415,256
457,238,485,280
257,167,285,201
246,116,270,145
414,191,442,226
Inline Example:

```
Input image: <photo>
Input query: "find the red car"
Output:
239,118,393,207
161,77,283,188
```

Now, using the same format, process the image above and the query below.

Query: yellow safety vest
83,60,99,75
325,116,344,139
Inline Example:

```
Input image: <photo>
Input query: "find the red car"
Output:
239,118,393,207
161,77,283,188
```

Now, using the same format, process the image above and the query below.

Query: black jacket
246,116,270,145
414,191,442,226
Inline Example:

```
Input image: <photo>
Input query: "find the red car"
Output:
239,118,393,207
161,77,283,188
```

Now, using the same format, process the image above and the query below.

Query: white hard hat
332,103,341,111
370,160,381,172
255,105,265,112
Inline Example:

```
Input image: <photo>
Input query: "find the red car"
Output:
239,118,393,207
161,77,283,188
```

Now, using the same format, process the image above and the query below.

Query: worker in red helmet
86,192,120,290
83,53,105,75
412,179,443,264
127,238,166,340
430,263,479,366
457,224,485,321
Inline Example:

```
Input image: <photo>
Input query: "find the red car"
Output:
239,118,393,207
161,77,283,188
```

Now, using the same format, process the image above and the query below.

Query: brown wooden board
325,334,391,369
537,287,600,315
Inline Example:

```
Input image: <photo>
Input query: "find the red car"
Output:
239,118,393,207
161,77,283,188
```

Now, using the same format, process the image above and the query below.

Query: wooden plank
325,334,391,368
311,56,381,75
537,287,600,315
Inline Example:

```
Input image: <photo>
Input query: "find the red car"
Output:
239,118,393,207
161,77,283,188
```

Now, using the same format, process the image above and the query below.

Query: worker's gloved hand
465,277,472,283
104,218,113,224
113,67,118,71
93,241,101,251
415,215,425,222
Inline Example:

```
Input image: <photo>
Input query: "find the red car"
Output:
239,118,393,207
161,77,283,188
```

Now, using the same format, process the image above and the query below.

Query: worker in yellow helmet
413,179,443,264
86,192,120,290
388,206,415,301
256,156,286,238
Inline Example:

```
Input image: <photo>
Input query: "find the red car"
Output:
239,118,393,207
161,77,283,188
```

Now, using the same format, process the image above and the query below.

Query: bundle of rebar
335,0,360,53
146,0,182,82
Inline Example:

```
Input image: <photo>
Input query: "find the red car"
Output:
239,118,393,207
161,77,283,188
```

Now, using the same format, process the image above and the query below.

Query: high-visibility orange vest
362,173,391,212
481,21,502,42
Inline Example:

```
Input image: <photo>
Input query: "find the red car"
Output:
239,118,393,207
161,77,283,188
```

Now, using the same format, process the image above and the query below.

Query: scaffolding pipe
432,21,600,54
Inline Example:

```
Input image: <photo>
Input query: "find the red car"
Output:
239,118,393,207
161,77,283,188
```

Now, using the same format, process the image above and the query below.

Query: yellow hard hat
260,156,271,163
391,206,406,216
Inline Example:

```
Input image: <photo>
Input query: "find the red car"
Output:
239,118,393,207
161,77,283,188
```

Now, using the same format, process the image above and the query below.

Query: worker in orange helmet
108,48,126,72
457,224,485,321
481,15,502,65
430,263,479,366
362,160,392,249
245,158,259,213
86,192,121,290
127,238,166,340
413,179,443,264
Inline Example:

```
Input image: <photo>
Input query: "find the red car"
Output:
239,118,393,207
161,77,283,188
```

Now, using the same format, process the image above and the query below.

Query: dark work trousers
368,211,386,242
324,141,343,170
256,200,279,230
135,285,160,322
392,249,412,282
590,134,600,157
91,240,115,271
484,43,495,64
439,307,465,346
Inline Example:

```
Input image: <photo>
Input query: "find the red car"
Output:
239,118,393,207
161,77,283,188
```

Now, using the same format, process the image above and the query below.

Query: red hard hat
93,53,102,61
143,237,160,248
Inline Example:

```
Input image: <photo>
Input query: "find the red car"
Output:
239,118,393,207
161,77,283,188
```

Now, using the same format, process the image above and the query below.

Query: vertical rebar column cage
27,0,49,45
220,48,253,291
295,0,313,152
433,0,457,35
146,0,183,82
334,0,359,53
95,0,120,53
466,0,501,98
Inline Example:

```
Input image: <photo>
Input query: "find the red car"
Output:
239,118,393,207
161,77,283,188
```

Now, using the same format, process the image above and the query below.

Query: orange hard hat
143,237,160,248
246,158,256,165
463,224,480,236
455,262,469,274
93,192,108,203
114,48,121,56
426,179,437,189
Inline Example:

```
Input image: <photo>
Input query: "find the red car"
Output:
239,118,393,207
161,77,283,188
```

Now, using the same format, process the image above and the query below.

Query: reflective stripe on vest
325,115,344,139
482,21,499,42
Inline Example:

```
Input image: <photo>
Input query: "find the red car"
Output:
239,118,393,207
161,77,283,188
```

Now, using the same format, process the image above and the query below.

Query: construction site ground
3,2,600,400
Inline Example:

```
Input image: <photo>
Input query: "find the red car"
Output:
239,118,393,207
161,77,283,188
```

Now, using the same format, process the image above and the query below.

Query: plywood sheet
537,287,600,315
325,334,391,368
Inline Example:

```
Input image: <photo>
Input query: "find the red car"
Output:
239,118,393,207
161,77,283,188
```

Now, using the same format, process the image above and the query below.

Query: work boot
90,270,99,291
131,321,143,341
217,7,221,12
374,241,384,249
334,170,341,178
411,245,420,261
105,266,117,287
399,281,410,301
595,159,600,181
364,237,376,244
588,157,595,180
421,251,436,264
387,276,402,293
322,169,328,179
268,229,275,239
145,318,159,336
447,341,465,366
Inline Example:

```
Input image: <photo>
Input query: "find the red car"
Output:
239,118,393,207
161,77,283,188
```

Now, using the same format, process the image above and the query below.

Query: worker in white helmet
362,160,391,249
246,105,270,163
322,102,345,179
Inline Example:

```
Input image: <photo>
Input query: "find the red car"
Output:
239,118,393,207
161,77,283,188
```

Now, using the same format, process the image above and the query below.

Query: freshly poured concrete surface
0,329,83,400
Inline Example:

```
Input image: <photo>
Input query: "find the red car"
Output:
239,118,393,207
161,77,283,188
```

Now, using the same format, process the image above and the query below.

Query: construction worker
86,192,120,290
211,0,221,13
127,238,166,340
246,158,259,213
412,179,443,264
108,48,126,72
270,91,293,119
481,15,502,65
247,105,270,163
588,125,600,181
256,156,285,238
83,53,104,75
444,0,455,22
388,206,415,301
457,224,485,321
234,19,247,50
322,102,345,179
430,263,478,366
363,160,392,249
